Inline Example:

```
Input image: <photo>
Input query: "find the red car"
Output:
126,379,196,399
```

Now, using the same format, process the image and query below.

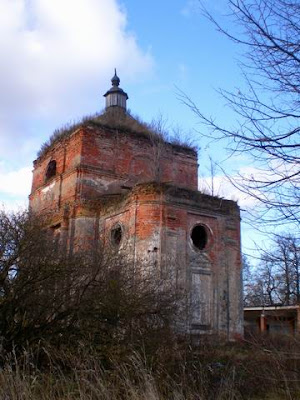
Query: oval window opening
111,225,122,247
191,225,208,250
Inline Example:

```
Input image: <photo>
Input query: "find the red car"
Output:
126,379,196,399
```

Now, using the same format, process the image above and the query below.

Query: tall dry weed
0,336,300,399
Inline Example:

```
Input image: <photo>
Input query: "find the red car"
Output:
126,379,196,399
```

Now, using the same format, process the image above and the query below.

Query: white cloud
0,0,154,209
0,198,29,213
0,164,31,211
198,160,299,210
0,0,153,157
0,166,32,197
198,167,262,208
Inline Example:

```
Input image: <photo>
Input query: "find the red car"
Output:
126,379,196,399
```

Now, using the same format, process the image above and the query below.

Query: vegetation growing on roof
37,109,197,159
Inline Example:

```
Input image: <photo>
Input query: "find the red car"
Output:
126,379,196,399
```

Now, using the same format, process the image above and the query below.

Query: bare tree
198,155,223,196
245,234,300,306
243,254,258,306
261,234,300,305
148,114,170,182
179,0,300,231
0,210,182,356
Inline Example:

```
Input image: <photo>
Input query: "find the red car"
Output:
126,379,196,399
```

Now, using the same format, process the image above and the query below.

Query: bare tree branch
181,0,300,230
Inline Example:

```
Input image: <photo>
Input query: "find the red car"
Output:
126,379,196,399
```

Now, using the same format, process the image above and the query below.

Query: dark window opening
45,160,56,181
191,225,208,250
111,225,122,247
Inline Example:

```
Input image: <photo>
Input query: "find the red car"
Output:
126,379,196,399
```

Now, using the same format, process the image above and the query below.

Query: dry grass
1,336,300,400
37,110,196,159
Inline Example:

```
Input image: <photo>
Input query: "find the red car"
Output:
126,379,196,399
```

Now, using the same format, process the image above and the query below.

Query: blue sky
0,0,264,257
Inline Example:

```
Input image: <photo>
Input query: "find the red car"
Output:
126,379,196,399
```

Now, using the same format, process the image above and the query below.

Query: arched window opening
111,224,123,247
191,225,208,250
45,160,57,181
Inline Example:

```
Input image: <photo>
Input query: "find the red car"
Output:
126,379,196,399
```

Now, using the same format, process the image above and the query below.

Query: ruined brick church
29,71,243,339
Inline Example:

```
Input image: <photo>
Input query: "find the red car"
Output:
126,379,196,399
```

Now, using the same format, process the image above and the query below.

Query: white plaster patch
41,181,55,193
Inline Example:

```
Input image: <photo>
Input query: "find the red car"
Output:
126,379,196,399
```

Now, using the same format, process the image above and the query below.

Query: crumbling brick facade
29,75,243,339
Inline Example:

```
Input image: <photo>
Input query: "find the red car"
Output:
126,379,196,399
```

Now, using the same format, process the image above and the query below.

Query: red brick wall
30,125,197,212
29,121,242,339
30,130,83,212
125,186,242,337
79,126,197,195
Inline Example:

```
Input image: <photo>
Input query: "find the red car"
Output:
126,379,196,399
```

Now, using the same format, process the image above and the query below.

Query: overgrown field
1,335,300,400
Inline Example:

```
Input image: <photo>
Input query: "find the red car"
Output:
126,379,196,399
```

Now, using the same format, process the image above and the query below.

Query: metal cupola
103,69,128,111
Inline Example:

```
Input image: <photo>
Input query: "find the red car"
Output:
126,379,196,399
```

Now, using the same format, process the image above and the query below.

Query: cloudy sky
0,0,262,254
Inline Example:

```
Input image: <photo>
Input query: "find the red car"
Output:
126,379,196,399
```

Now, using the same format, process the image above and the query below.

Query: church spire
111,68,120,87
104,69,128,112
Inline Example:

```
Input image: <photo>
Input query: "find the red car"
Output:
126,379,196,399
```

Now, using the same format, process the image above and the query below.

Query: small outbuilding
244,305,300,336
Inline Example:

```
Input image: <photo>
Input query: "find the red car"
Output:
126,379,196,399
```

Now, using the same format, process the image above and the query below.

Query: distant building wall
244,306,300,336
